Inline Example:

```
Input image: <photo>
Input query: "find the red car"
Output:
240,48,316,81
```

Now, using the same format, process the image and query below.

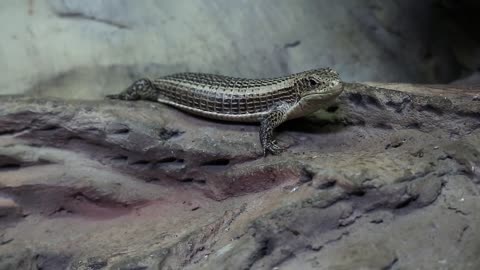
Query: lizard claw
264,140,285,156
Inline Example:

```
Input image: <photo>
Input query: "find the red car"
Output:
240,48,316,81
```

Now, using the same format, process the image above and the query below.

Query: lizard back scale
106,68,343,155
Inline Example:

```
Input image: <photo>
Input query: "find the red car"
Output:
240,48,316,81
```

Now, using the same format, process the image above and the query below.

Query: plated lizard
106,68,343,155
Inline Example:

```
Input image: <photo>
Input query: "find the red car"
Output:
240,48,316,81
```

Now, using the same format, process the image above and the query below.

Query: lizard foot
264,140,286,156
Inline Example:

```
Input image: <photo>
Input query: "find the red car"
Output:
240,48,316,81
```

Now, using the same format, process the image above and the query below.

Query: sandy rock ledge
0,82,480,269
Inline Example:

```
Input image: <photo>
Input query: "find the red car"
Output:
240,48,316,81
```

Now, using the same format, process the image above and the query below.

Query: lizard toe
266,141,285,155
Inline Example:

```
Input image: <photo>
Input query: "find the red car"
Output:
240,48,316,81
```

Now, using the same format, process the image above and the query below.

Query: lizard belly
157,98,266,122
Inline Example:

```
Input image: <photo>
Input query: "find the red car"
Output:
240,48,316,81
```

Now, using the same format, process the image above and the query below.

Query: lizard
106,68,343,155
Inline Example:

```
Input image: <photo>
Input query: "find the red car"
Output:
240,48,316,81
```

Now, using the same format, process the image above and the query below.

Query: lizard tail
106,78,156,101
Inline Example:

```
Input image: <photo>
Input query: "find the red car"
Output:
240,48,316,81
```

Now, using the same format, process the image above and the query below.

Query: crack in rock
56,12,129,29
381,257,399,270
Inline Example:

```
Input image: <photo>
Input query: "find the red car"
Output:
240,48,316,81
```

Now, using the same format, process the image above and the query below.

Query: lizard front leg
106,78,157,101
260,101,291,156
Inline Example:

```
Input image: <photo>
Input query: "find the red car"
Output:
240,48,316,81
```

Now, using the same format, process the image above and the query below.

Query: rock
1,82,480,269
0,197,22,223
1,1,475,98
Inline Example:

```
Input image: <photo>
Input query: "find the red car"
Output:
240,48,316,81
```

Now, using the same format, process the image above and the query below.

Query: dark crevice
36,125,61,131
153,157,185,167
271,250,295,269
125,267,147,270
66,135,83,142
385,101,401,111
338,214,361,228
299,167,315,183
349,189,366,197
0,163,21,171
317,231,350,249
284,40,301,49
437,154,453,160
0,130,15,136
348,93,365,107
326,105,339,113
179,178,206,185
447,206,468,216
245,238,275,270
0,238,14,245
157,157,178,163
396,169,433,184
286,227,300,236
362,183,429,212
370,218,384,224
411,149,425,158
385,140,405,149
146,177,159,183
394,194,418,209
85,127,100,132
385,97,410,113
155,157,185,164
375,122,393,129
406,122,421,129
34,253,72,270
158,128,184,140
365,95,383,109
70,191,131,210
111,155,128,162
381,257,399,270
112,127,130,134
129,160,150,166
456,111,480,120
457,225,469,243
86,259,108,270
419,104,444,115
49,206,74,216
200,158,231,166
0,127,30,136
317,179,336,189
306,244,323,252
0,156,53,171
258,239,274,258
347,93,384,109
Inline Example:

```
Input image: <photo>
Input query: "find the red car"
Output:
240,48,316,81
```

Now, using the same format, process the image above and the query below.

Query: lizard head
296,68,343,101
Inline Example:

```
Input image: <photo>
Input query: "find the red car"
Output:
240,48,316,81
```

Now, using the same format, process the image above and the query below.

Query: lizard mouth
302,81,343,100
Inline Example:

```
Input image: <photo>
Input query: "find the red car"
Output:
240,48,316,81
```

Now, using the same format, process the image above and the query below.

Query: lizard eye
308,79,318,87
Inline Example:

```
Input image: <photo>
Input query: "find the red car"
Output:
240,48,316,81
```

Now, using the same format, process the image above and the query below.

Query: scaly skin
106,68,343,155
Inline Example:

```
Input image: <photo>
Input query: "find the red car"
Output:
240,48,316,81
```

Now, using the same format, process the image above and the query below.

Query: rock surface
1,83,480,269
1,0,474,98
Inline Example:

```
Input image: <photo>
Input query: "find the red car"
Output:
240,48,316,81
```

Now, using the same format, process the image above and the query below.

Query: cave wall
0,0,475,99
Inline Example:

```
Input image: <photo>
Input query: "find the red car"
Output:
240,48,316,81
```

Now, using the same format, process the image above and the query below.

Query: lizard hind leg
106,78,157,101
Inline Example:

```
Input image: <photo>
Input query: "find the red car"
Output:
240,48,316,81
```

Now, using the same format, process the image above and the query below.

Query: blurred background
0,0,479,99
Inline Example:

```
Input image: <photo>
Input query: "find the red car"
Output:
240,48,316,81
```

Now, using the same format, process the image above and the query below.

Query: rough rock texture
1,0,476,98
1,83,480,269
